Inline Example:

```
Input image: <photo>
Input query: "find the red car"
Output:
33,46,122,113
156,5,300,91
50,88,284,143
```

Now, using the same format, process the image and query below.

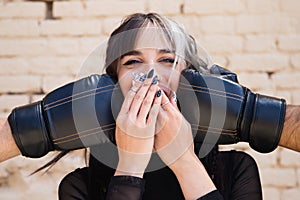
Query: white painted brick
0,57,82,76
281,188,300,199
199,35,243,53
0,58,31,75
275,91,292,104
280,0,300,15
0,95,30,112
54,0,145,18
79,36,108,55
0,19,40,37
0,38,48,56
210,55,228,67
28,56,82,76
46,38,80,56
31,94,45,103
102,17,123,35
236,14,292,34
199,16,235,34
297,169,300,185
42,76,74,93
291,90,300,105
0,75,41,93
246,0,280,14
278,35,300,51
290,54,300,69
237,72,273,90
172,16,204,37
260,168,297,187
272,72,300,90
0,112,9,118
255,89,276,97
148,0,183,15
229,54,289,72
185,0,245,15
0,2,45,19
280,148,300,167
244,35,277,52
263,187,280,200
40,19,102,36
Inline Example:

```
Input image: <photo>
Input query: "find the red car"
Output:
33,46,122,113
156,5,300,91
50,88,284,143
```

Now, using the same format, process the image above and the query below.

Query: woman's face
117,27,186,97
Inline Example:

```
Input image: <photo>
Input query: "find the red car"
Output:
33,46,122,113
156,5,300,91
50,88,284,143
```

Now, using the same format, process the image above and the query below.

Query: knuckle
143,82,151,87
134,93,144,101
143,98,153,105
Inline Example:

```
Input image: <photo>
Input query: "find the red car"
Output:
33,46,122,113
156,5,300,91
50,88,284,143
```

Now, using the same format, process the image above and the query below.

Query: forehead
134,26,173,51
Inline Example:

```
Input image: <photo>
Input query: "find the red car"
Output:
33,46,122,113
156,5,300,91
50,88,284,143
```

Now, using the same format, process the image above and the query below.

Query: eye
123,59,142,66
159,58,177,65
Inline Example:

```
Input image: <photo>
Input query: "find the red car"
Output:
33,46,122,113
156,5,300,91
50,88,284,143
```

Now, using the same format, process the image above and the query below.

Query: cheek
117,70,132,96
158,64,185,92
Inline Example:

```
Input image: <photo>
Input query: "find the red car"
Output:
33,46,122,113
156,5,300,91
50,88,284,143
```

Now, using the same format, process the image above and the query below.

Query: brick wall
0,0,299,199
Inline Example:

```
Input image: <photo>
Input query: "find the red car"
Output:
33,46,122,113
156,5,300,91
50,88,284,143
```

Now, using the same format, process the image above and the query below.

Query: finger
130,69,155,116
119,80,143,114
168,91,178,109
147,89,162,125
138,83,158,121
160,90,172,112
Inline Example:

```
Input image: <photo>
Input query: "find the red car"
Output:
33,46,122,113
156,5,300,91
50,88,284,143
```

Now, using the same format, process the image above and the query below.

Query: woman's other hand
154,90,194,166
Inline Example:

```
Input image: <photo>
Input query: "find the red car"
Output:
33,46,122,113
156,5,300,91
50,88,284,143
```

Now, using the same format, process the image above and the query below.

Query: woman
58,13,262,200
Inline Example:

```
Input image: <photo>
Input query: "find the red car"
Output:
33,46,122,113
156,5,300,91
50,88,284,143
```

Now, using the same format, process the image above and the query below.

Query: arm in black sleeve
106,176,145,200
230,151,262,200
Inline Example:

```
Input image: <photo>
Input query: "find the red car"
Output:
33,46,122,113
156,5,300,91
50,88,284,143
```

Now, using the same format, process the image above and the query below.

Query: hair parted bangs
105,13,210,78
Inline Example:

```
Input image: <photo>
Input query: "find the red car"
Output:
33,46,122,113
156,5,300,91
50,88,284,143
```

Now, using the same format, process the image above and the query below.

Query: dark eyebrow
158,49,175,54
120,50,141,59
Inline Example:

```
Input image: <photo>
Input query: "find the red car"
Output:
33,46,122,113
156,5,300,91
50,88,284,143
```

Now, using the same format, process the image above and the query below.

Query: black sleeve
218,151,262,200
58,168,89,200
106,176,145,200
197,190,223,200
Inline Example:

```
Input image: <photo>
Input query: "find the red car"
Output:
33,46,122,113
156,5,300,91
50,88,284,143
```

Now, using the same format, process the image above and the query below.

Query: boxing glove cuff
8,101,53,158
248,94,286,153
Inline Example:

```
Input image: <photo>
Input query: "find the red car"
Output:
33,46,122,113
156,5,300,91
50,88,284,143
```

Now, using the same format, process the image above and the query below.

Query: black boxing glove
177,65,286,153
8,74,117,158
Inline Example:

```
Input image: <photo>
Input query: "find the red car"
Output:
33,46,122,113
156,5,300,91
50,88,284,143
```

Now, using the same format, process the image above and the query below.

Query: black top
58,150,262,200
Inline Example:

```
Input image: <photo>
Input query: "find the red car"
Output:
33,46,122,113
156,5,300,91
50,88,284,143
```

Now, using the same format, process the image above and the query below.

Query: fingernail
132,72,139,81
147,69,154,78
139,74,147,82
152,75,158,85
172,92,177,103
157,89,162,97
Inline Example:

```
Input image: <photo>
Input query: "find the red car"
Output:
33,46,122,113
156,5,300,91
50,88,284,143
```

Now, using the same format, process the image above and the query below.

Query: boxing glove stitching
44,84,115,108
179,86,244,102
53,123,116,142
191,128,238,136
191,124,237,133
53,127,116,145
44,88,114,111
179,82,244,98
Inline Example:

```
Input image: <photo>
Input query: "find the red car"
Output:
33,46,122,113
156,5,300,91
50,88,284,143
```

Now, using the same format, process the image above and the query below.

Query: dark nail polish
139,74,147,82
157,89,161,97
147,69,154,78
152,75,158,84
